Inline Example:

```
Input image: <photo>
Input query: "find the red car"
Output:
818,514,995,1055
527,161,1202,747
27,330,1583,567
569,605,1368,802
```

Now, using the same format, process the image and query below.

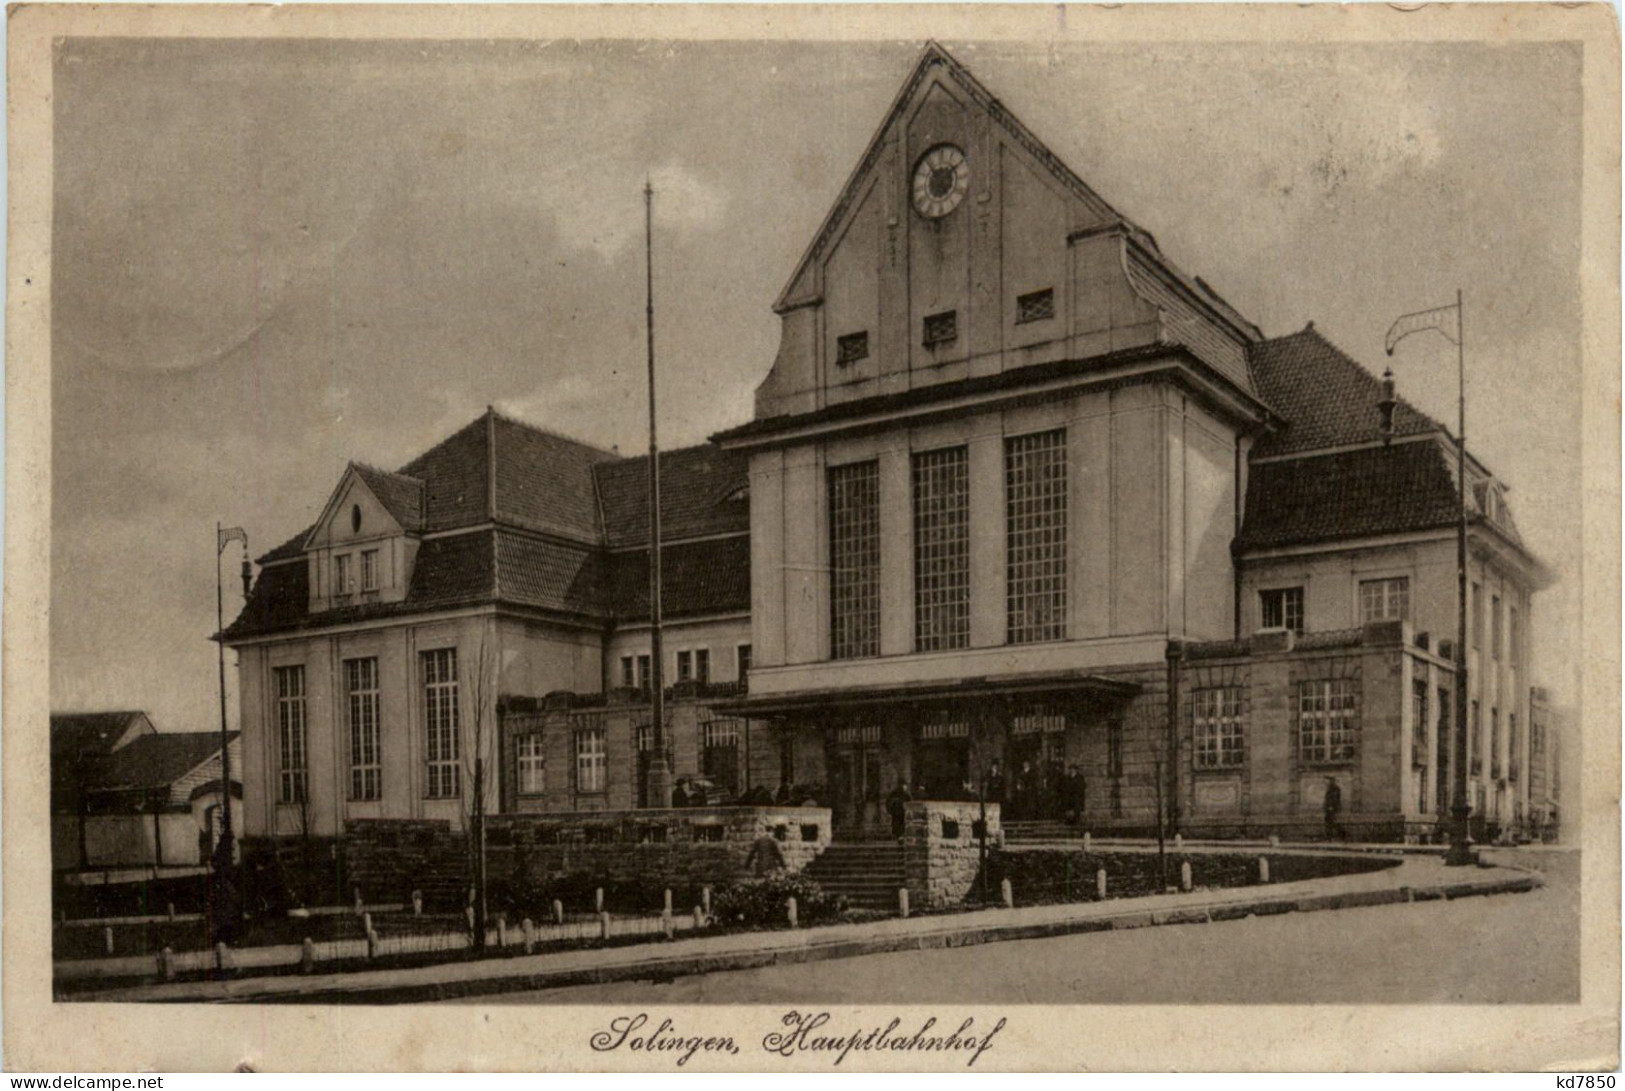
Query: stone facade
902,799,1003,909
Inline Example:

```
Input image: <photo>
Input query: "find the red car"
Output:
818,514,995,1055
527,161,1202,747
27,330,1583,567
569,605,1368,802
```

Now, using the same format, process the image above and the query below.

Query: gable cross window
1192,687,1245,768
1260,587,1304,632
361,549,379,593
517,734,546,795
1358,577,1409,623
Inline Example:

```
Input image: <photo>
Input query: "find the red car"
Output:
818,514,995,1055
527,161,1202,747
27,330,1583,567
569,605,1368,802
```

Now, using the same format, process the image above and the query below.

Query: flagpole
216,523,233,854
1447,288,1476,865
645,179,671,809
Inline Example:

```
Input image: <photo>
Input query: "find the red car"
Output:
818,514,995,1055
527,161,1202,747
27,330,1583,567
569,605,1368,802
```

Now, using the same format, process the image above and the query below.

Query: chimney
1377,367,1398,445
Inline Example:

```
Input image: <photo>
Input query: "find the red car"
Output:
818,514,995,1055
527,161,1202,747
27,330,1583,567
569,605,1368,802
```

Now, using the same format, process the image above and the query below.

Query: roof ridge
488,407,619,460
351,460,421,483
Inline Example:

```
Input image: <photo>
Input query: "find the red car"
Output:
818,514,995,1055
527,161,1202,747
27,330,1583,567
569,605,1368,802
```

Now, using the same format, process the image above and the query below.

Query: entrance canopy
711,668,1141,718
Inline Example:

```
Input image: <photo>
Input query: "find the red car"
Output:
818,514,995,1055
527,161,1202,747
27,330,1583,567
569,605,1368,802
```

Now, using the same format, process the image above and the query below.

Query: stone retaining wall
903,799,1002,909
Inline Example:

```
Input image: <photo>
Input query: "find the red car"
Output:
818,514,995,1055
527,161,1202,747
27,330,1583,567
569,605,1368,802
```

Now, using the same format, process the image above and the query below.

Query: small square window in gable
1016,288,1055,325
836,331,869,367
923,310,958,347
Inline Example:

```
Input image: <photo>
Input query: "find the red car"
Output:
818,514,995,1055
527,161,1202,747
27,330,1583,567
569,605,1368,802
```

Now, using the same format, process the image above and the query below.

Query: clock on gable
912,144,969,219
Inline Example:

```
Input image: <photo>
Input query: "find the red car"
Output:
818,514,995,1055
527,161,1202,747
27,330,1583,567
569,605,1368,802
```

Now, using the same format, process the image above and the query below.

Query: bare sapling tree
461,627,498,951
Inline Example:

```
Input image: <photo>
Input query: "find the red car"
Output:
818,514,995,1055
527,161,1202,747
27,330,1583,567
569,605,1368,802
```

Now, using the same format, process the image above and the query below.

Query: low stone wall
344,807,833,912
903,800,1002,909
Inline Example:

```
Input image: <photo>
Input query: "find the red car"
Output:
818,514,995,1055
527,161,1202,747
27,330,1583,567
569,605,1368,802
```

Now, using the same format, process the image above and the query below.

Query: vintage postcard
5,2,1619,1073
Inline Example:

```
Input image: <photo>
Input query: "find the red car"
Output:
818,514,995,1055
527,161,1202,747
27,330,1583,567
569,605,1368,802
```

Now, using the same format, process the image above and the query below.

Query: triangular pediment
302,462,422,552
774,41,1125,313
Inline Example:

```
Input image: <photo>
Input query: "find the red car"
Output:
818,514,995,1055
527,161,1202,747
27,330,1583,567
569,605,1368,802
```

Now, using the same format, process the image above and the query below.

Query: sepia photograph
6,2,1618,1073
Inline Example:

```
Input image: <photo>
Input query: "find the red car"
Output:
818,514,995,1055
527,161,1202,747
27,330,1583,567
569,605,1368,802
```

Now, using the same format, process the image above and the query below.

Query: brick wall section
902,800,1002,908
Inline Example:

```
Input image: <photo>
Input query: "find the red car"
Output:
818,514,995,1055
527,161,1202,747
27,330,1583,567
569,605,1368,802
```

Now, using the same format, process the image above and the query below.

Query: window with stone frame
922,309,958,346
517,734,546,795
334,553,355,597
344,656,382,801
694,648,710,684
1192,686,1246,768
1296,676,1359,764
1005,429,1067,644
677,649,692,682
275,665,308,804
421,648,461,798
360,548,380,592
1358,576,1410,623
1260,587,1304,632
912,446,970,652
836,331,869,367
828,460,881,660
619,655,635,688
1015,288,1055,324
574,715,607,794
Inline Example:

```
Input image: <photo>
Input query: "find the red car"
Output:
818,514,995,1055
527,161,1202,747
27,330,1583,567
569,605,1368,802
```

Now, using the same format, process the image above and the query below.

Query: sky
49,36,1584,732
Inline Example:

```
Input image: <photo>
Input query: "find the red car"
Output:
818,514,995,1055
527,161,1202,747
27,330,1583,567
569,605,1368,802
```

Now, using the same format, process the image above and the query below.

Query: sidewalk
66,853,1542,1005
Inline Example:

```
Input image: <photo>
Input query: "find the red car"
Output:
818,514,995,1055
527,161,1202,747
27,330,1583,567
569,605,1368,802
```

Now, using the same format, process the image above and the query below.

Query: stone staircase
801,842,907,910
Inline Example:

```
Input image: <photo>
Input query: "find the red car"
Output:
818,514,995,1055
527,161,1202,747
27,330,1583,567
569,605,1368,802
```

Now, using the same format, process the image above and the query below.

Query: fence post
599,911,610,942
1174,833,1184,852
1096,868,1108,899
1082,832,1091,853
354,886,364,916
897,888,910,919
595,887,604,913
662,910,674,940
1001,878,1014,909
159,945,175,980
301,937,315,974
693,905,704,929
1180,861,1193,892
664,888,673,916
366,927,378,961
553,899,565,926
412,890,423,917
215,941,229,972
1258,857,1270,884
522,918,535,954
702,885,712,917
497,917,508,948
103,926,115,955
1269,834,1280,848
786,897,798,928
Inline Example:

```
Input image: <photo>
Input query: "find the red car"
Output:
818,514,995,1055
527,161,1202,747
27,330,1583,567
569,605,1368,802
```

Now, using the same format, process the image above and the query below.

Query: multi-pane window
1491,595,1503,660
620,655,635,688
737,644,752,681
1296,678,1359,763
912,446,970,652
345,657,381,801
836,331,869,366
922,310,958,346
1358,577,1410,623
1015,288,1056,325
1471,583,1483,648
360,549,379,592
677,650,693,682
421,648,460,798
695,648,710,684
1192,687,1245,768
1411,679,1429,764
574,720,606,794
517,734,546,795
700,717,742,795
829,461,881,659
1005,429,1067,644
638,653,652,690
334,553,354,596
1260,587,1304,633
274,665,307,804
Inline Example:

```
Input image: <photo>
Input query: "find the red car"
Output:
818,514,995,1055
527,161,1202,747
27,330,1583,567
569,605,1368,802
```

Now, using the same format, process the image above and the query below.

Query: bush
710,872,846,928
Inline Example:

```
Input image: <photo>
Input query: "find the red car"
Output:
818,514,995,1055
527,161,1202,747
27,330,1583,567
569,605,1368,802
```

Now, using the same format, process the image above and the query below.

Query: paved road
467,851,1579,1005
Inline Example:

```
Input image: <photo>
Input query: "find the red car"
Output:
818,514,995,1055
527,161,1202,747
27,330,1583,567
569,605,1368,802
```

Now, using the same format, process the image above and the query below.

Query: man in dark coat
886,781,911,840
1323,777,1343,840
1064,764,1086,826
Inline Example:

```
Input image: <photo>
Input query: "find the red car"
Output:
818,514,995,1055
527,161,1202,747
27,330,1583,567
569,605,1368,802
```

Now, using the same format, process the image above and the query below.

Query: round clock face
912,144,969,219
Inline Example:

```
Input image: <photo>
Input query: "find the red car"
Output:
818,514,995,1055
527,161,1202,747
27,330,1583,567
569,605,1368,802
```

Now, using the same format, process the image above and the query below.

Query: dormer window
334,553,355,597
361,549,379,592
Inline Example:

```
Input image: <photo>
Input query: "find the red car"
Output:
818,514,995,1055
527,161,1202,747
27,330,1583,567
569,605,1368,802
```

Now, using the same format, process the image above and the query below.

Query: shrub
710,872,846,928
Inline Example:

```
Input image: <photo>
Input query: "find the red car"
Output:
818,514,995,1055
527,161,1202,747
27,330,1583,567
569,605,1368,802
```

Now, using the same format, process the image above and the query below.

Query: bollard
1258,856,1270,884
412,890,423,917
522,918,535,954
159,946,175,980
465,906,476,932
167,902,177,923
301,938,315,974
1174,833,1184,852
595,887,605,913
693,905,705,929
702,885,712,917
664,888,673,915
1269,834,1280,848
786,896,798,929
363,911,373,936
553,899,565,926
497,918,508,948
1180,861,1193,892
662,909,674,940
1082,832,1091,853
599,911,611,941
103,926,115,955
366,928,378,961
897,888,910,919
1001,878,1014,909
1096,868,1108,899
215,941,229,972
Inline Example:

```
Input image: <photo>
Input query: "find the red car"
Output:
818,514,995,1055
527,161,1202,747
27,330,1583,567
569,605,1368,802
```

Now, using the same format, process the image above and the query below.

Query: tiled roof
594,444,750,548
1238,440,1464,552
258,529,311,565
50,711,151,760
492,415,616,542
1248,326,1440,458
608,535,751,620
495,531,607,619
397,414,493,531
352,463,425,532
95,732,237,794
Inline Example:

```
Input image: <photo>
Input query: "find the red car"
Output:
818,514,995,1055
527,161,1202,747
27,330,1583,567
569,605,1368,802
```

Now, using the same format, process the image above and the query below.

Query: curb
76,867,1542,1005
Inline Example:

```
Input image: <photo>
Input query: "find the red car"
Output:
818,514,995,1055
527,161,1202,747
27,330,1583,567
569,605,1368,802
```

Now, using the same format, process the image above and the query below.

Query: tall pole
216,523,233,853
645,180,671,808
1447,288,1476,865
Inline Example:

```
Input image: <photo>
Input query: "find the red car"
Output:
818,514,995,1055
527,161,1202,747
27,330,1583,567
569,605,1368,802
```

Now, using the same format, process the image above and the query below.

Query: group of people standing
884,759,1091,838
